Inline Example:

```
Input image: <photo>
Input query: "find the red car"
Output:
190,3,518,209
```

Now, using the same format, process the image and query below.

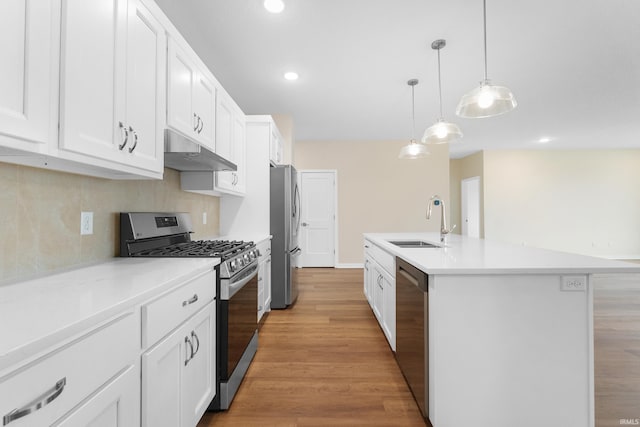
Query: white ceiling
155,0,640,158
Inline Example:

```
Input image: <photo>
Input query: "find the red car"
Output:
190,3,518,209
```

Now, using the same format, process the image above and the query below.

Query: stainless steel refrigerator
270,165,301,308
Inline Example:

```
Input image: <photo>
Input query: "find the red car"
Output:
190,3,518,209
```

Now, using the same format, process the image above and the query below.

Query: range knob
243,253,251,263
229,259,237,273
248,250,257,261
236,257,245,268
255,249,262,257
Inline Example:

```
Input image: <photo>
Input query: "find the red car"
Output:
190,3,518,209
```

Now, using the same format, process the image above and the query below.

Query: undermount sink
388,240,441,248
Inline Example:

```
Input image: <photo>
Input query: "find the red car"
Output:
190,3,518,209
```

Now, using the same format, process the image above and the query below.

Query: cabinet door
142,302,215,427
53,365,139,427
269,127,283,165
215,91,235,190
59,0,126,161
167,39,197,139
142,325,184,427
123,0,165,172
181,303,216,427
193,72,215,150
231,112,246,193
363,256,373,305
258,259,266,321
372,267,384,322
265,257,272,311
0,0,53,150
381,271,396,351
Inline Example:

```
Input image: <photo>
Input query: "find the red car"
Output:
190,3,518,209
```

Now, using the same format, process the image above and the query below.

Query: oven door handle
228,264,258,299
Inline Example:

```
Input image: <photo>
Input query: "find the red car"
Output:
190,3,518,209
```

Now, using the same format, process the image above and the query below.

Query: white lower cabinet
257,240,272,322
0,312,139,427
363,239,396,351
53,365,139,427
142,301,216,427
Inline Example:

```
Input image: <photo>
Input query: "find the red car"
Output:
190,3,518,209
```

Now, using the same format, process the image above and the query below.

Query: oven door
222,263,258,380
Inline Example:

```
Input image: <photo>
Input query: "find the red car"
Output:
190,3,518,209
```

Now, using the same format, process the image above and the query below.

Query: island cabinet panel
428,274,592,427
363,239,396,351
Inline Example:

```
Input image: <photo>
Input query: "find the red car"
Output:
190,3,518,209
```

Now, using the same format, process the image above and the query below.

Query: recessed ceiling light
264,0,285,13
284,72,298,81
537,137,552,143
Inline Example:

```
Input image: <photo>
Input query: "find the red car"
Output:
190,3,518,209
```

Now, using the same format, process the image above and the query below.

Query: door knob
301,222,308,227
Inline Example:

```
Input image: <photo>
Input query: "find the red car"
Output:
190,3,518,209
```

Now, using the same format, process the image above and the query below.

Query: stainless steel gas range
119,212,259,410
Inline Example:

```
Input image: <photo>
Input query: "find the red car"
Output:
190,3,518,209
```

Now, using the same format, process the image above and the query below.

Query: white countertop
365,232,640,275
0,257,219,374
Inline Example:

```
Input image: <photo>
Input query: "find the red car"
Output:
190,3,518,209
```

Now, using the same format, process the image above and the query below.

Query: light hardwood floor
198,268,640,427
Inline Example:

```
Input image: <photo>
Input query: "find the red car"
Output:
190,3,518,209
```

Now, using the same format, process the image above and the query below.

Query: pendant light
456,0,517,118
399,79,429,159
422,39,463,144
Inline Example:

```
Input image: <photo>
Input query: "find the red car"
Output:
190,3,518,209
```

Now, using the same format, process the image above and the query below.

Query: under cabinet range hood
163,129,237,172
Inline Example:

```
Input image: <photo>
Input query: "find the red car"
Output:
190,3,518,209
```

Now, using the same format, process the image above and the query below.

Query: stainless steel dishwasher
395,257,431,426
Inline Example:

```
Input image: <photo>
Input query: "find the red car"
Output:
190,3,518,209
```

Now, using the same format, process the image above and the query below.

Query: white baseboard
335,263,364,269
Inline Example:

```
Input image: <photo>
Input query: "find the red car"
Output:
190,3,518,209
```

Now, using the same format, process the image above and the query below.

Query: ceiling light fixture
399,79,429,159
537,137,552,143
422,39,463,144
284,71,298,81
264,0,285,14
456,0,517,118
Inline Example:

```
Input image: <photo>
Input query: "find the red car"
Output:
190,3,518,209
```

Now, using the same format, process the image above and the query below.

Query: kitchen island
364,232,640,427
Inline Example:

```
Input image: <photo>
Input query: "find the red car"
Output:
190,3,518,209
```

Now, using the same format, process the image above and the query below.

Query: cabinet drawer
256,240,271,263
0,312,138,427
142,269,216,348
370,243,395,277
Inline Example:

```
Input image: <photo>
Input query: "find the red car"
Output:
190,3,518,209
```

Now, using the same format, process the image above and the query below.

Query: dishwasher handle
396,258,428,292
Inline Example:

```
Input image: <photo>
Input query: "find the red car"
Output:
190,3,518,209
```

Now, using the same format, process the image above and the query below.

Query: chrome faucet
426,195,456,242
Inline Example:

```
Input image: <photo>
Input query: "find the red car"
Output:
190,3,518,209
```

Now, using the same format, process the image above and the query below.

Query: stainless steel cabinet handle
182,294,198,307
128,126,138,153
184,336,193,366
197,116,204,134
193,113,198,131
191,331,200,357
364,260,369,270
3,378,66,426
118,122,128,150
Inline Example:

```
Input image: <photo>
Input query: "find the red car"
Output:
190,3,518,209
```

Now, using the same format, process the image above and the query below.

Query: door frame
298,169,338,267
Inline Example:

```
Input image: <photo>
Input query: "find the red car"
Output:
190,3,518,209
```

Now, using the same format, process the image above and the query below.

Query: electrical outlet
561,275,587,292
202,212,207,225
81,211,93,235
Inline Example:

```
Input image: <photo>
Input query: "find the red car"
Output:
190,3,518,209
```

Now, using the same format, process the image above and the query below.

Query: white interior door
461,176,481,238
299,170,336,267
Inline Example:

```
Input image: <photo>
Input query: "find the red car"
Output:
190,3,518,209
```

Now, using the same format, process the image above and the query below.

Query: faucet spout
426,195,456,242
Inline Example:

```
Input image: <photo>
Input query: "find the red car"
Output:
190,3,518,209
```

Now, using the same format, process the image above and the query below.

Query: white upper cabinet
58,0,165,177
0,0,55,152
167,38,215,151
214,90,245,195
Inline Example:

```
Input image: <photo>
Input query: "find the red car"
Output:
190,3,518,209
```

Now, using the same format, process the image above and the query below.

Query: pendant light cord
483,0,488,81
437,47,443,118
411,84,416,141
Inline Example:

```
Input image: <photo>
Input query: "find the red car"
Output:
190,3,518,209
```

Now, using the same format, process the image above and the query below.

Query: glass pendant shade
456,79,517,118
422,118,463,144
398,140,429,159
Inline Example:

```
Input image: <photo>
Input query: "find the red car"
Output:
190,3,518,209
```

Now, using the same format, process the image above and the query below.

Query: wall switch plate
202,212,207,225
81,211,93,235
561,275,587,292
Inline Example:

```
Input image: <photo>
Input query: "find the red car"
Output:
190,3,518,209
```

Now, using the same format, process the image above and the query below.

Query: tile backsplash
0,162,219,284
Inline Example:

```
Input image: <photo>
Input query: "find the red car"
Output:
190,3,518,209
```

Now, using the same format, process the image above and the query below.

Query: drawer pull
3,377,67,426
182,294,198,307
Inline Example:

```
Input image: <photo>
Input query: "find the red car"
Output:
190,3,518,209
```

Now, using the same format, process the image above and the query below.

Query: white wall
483,150,640,259
295,140,450,264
